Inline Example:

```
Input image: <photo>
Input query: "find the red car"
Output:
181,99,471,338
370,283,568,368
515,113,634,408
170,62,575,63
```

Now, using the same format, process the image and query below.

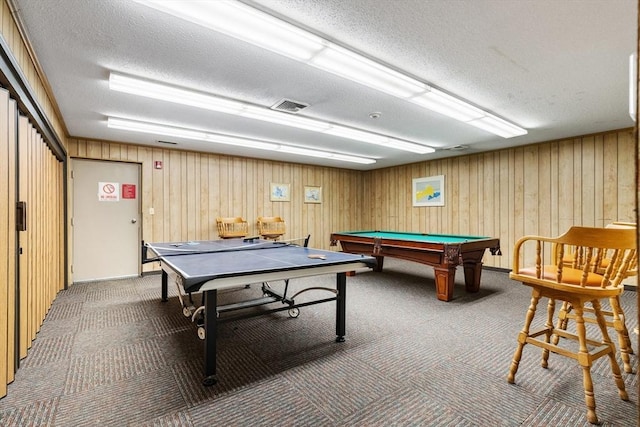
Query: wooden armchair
216,217,249,239
257,216,286,240
555,222,637,372
507,226,636,424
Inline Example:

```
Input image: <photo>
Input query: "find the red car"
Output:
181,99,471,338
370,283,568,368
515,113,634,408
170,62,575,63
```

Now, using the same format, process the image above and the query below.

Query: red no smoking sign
98,182,120,201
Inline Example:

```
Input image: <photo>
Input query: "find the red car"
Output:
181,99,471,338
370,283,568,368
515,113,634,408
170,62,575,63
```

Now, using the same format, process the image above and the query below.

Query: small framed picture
304,186,322,203
413,175,445,207
270,183,290,202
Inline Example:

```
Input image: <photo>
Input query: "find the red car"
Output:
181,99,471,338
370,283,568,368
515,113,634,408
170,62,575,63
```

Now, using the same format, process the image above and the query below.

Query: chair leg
508,289,541,384
609,296,634,373
572,304,599,424
541,298,556,368
591,300,629,402
553,301,572,346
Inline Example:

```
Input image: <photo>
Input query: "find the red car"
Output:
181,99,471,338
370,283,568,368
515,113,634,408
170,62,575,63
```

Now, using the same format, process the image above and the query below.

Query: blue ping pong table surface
145,238,375,292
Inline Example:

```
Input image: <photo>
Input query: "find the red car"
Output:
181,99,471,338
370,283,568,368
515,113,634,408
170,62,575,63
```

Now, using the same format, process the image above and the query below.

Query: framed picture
270,183,290,202
304,186,322,203
412,175,445,207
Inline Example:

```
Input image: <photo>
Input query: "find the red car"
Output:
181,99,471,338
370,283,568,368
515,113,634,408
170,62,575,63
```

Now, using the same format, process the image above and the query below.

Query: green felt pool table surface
335,231,495,244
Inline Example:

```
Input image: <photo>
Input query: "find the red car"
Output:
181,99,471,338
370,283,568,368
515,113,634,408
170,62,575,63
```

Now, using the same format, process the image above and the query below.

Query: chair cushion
518,265,604,286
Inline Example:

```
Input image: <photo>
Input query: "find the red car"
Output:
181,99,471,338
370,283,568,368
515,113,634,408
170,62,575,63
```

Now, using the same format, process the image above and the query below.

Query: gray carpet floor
0,258,638,426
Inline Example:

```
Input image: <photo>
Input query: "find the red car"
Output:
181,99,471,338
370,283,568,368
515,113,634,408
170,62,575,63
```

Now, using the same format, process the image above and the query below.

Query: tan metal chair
216,217,249,239
555,222,637,372
257,216,286,240
507,226,636,424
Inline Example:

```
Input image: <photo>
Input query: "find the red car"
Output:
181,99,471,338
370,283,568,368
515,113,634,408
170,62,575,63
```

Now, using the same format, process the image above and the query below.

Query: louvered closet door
0,87,17,398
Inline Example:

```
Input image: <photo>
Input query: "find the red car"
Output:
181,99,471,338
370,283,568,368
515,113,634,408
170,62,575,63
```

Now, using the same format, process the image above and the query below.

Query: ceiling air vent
443,145,468,151
270,98,309,113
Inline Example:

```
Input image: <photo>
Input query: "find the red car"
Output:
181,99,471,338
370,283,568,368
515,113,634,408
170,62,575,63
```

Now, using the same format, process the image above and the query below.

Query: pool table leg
462,250,486,293
433,266,456,301
373,255,384,272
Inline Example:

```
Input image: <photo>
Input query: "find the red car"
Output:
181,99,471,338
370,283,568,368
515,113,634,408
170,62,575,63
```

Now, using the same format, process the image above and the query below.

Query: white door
72,159,141,282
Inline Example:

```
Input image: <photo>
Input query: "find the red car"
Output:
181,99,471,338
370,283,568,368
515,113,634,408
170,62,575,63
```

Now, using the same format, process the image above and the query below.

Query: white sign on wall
98,182,120,201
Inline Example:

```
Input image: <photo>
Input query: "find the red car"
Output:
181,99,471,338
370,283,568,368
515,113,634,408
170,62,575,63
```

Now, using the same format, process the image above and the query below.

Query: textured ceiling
10,0,638,170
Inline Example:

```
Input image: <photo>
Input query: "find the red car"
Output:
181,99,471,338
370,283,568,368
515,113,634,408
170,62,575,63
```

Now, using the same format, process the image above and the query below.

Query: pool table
330,230,501,302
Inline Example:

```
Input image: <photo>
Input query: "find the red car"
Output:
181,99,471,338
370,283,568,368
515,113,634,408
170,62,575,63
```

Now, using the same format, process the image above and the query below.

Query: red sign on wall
122,184,136,199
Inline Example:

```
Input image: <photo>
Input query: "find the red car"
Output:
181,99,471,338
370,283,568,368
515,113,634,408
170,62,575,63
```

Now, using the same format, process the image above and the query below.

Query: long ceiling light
109,73,434,154
106,117,377,165
132,0,527,138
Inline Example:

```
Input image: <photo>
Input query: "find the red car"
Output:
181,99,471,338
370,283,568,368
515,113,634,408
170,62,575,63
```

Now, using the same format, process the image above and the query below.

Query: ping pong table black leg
161,270,168,302
203,289,218,386
335,272,346,342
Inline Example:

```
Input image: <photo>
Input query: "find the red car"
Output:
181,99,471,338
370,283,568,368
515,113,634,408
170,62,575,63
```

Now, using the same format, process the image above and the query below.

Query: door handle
131,218,137,224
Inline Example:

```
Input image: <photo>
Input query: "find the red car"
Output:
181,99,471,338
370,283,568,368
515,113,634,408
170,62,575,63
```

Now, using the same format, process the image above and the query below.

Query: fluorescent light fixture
108,117,211,142
134,0,325,61
466,115,528,138
107,117,376,164
110,73,245,114
309,44,427,98
109,72,434,154
132,0,527,138
410,88,485,122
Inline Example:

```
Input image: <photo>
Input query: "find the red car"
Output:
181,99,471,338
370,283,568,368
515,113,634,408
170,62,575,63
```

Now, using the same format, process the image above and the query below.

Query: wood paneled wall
67,139,363,272
362,130,636,269
69,129,636,275
0,91,64,399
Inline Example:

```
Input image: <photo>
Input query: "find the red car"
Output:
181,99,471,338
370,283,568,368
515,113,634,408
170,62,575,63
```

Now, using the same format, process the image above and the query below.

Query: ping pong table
143,237,375,386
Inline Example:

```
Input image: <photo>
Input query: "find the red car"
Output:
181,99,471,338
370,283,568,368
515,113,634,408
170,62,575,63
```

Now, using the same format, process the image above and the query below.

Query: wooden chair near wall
507,226,636,424
257,216,286,240
216,217,249,239
554,222,637,373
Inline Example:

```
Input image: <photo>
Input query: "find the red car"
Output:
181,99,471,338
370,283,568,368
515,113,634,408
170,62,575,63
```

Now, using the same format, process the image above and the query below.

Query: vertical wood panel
523,146,538,235
617,131,636,221
537,144,552,238
581,137,596,225
602,134,619,222
18,116,28,359
593,136,604,225
498,151,510,268
6,98,16,384
0,89,9,397
558,139,575,232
